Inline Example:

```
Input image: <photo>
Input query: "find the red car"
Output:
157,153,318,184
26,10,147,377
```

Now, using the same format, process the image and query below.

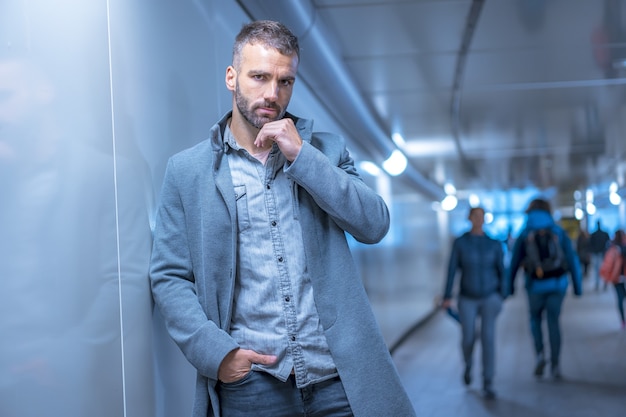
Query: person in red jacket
599,229,626,329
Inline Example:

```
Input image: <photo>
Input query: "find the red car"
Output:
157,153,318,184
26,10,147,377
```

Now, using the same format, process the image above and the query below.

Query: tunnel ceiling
238,0,626,208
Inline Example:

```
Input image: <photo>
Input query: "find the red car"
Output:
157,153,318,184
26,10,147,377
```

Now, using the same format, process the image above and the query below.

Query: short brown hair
468,207,485,218
232,20,300,69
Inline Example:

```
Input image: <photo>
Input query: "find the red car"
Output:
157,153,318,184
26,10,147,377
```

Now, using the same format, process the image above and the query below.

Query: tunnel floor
393,277,626,417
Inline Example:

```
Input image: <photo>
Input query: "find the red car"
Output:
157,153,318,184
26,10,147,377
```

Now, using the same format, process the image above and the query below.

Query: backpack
524,228,569,279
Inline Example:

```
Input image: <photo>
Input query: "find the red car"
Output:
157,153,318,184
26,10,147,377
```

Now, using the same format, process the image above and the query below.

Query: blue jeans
527,291,565,366
591,253,606,290
216,371,353,417
458,293,503,386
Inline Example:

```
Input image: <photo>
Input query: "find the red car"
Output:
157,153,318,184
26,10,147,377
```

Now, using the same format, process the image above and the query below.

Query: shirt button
266,184,271,190
285,296,290,302
290,335,296,341
271,221,277,227
278,256,284,262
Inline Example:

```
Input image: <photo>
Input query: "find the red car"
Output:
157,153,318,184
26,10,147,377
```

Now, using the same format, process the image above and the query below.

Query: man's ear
225,66,236,92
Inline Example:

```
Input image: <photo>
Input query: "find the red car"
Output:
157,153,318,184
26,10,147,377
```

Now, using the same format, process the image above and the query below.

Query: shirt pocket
234,185,251,232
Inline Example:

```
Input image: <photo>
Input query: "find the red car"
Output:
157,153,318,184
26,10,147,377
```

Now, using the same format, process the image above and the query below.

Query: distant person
504,229,516,267
599,230,626,329
589,220,610,291
507,198,582,380
576,227,591,278
442,207,506,399
149,20,416,417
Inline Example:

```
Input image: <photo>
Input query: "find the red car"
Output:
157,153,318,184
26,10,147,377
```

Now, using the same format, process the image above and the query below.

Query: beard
235,84,286,129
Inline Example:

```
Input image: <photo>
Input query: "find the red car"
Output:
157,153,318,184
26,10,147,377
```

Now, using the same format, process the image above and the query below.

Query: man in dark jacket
442,207,506,399
589,220,610,290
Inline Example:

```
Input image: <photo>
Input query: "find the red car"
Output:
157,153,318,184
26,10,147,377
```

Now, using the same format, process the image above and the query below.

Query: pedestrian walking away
589,220,610,291
507,198,582,380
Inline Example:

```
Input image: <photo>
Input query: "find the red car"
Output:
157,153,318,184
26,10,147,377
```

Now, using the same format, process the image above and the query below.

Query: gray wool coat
149,112,417,417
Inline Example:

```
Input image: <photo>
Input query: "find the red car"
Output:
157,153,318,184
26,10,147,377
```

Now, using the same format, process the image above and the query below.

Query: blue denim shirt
224,126,337,388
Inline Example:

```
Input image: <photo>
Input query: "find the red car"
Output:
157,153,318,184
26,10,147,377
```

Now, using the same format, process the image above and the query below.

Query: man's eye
281,80,293,87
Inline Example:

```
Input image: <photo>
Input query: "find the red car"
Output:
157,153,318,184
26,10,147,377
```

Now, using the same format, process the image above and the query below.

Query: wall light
391,132,406,147
441,194,458,211
575,207,584,220
609,192,622,206
358,161,382,176
382,149,407,176
468,193,480,207
573,190,582,201
444,183,457,195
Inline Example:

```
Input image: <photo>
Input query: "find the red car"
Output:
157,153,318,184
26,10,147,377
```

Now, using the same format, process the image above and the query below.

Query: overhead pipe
236,0,446,201
450,0,485,178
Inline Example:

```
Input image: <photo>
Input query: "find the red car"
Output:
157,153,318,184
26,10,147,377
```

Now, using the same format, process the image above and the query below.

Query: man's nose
263,81,279,101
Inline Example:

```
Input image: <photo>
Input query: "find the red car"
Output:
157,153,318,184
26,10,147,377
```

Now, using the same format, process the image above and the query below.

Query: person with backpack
507,198,582,380
599,229,626,329
442,207,506,399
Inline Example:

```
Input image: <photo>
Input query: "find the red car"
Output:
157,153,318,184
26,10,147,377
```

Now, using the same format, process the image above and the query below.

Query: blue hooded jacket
507,209,582,296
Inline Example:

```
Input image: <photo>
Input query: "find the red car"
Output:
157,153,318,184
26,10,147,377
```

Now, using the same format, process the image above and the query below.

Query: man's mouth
257,107,278,116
